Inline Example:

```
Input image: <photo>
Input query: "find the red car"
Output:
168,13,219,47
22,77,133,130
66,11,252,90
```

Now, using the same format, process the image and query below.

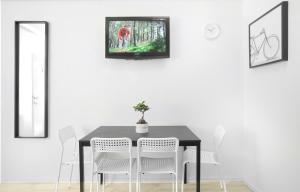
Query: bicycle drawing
250,28,280,65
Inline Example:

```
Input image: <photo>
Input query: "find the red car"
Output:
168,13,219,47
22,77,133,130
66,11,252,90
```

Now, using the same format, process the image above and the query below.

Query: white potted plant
133,101,150,133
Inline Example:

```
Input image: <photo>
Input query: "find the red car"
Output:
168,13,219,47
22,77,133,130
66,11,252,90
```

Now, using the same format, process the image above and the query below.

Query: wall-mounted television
105,17,170,59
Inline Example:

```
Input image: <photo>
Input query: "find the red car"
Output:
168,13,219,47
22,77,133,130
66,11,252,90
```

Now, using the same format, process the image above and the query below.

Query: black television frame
105,17,170,59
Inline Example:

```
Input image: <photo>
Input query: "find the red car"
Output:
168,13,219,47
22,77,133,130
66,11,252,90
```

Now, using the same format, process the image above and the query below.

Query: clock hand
208,28,215,32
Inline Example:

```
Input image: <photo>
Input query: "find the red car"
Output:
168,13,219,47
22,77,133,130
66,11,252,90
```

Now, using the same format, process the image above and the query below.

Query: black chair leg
184,146,187,184
100,173,103,185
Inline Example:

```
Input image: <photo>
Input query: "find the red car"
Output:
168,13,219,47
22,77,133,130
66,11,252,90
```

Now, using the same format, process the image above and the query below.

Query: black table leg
79,142,84,192
100,173,103,184
196,142,201,192
183,146,187,184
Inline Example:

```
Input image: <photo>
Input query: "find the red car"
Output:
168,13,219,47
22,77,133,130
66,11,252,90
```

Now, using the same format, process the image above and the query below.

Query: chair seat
97,158,135,173
62,152,91,165
140,157,176,174
201,151,219,165
182,149,219,165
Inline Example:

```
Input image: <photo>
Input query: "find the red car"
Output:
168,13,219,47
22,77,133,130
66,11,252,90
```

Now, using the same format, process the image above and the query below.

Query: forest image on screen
108,20,167,53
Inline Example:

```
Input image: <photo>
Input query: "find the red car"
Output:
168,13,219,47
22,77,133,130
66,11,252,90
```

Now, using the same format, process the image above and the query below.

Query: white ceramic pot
136,123,149,133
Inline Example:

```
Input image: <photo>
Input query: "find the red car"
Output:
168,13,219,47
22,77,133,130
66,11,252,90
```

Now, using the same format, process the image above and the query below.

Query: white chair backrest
137,137,179,153
90,138,132,153
213,125,226,152
58,126,77,145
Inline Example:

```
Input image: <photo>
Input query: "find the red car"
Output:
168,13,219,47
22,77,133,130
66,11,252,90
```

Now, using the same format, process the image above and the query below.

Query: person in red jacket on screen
118,25,130,49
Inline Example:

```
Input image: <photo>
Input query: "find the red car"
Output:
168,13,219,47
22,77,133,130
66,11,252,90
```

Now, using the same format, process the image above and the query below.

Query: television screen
105,17,170,59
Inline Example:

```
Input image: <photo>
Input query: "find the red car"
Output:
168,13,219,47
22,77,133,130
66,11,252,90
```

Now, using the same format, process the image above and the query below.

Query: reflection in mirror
15,21,48,138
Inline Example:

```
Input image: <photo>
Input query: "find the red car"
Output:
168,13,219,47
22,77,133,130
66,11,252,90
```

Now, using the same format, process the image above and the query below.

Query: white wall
242,0,300,191
1,0,243,182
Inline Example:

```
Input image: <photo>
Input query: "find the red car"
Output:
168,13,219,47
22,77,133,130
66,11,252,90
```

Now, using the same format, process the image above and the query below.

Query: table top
80,126,200,146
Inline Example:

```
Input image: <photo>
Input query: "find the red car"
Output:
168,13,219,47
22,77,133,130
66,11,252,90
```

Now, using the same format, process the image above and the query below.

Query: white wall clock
204,23,221,40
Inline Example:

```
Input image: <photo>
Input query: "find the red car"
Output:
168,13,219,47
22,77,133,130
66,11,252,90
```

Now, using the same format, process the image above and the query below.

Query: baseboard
1,179,244,184
188,177,242,182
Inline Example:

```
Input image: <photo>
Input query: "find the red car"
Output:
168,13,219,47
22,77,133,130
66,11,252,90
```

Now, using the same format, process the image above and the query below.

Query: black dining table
79,125,201,192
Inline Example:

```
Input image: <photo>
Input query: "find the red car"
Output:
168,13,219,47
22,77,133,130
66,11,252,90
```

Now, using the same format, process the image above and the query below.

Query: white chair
55,126,90,192
181,125,227,192
137,137,179,192
90,137,134,192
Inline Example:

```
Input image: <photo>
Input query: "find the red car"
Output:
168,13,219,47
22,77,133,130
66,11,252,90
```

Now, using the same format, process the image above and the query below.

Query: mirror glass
15,22,48,138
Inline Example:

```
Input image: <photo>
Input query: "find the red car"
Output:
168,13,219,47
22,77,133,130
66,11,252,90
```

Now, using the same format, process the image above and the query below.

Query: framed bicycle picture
249,1,288,68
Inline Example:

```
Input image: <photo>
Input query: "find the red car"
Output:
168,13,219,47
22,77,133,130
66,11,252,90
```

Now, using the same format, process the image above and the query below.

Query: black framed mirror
15,21,49,138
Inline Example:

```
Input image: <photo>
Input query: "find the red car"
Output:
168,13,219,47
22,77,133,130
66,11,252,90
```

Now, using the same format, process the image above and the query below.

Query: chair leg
136,172,139,192
175,173,178,192
129,173,132,192
55,163,63,192
172,174,175,192
102,174,105,192
219,180,224,189
223,180,227,192
217,165,223,189
181,163,186,192
69,164,74,188
139,173,141,192
136,172,142,192
97,174,100,192
90,166,94,192
217,164,227,192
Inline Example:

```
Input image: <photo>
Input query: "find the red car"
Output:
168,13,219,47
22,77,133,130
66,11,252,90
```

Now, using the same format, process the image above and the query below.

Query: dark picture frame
15,21,49,138
105,17,170,60
249,1,288,68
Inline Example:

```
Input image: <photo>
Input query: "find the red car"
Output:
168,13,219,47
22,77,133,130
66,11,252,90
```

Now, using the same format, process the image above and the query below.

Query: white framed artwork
249,1,288,68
